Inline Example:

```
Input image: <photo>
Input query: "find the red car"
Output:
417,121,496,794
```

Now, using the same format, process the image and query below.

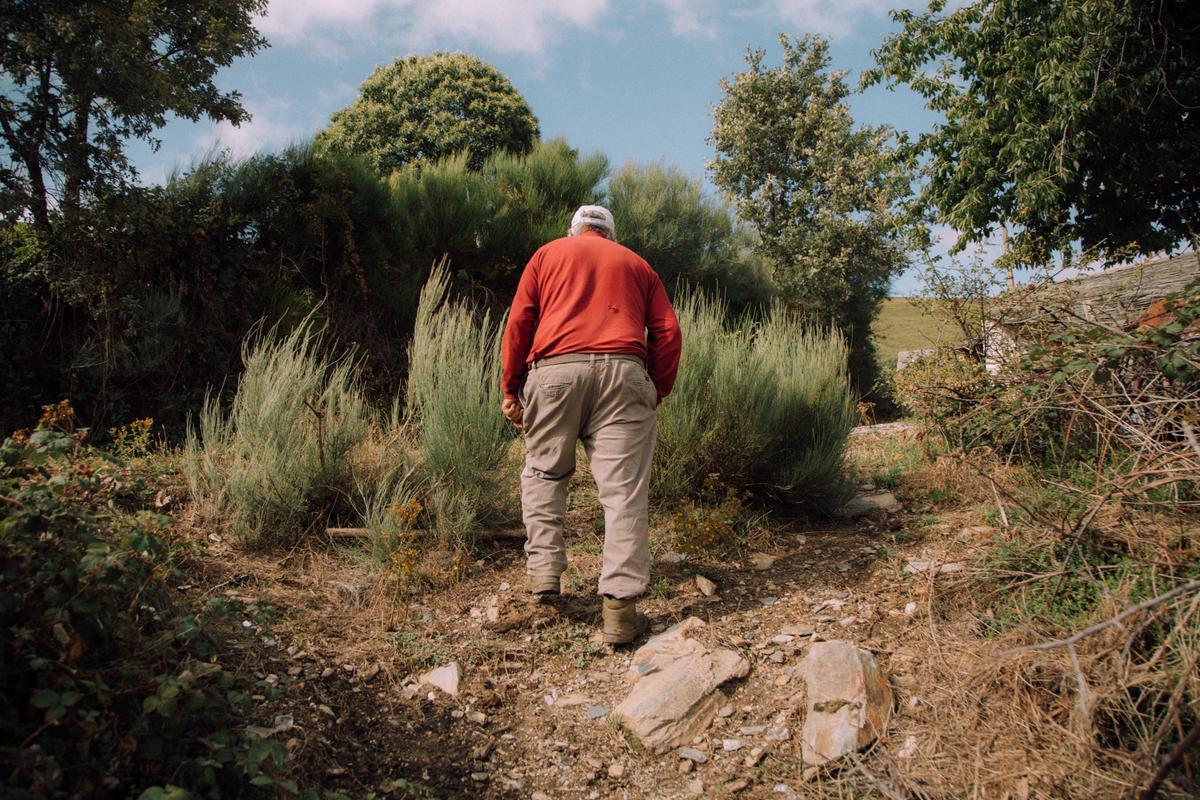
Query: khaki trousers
519,354,657,598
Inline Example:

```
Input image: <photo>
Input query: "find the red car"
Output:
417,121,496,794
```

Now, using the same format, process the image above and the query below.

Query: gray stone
904,559,964,574
584,703,609,721
678,746,708,763
695,575,717,596
837,492,901,518
799,641,892,766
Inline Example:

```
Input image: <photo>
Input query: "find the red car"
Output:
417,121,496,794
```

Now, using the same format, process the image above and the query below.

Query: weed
541,623,602,669
107,417,155,459
561,567,587,594
928,486,954,504
650,577,672,599
664,474,743,556
392,630,452,669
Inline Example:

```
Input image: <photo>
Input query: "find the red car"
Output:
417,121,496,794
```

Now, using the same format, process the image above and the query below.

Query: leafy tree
318,52,540,175
710,34,916,390
868,0,1200,265
0,0,267,237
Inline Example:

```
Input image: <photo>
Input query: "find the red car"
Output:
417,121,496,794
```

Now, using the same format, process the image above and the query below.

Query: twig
1067,642,1093,734
998,578,1200,657
1137,723,1200,800
846,752,907,800
987,477,1009,529
327,527,370,538
1179,421,1200,460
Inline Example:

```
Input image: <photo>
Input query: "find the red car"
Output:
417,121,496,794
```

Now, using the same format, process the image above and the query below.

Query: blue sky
129,0,962,296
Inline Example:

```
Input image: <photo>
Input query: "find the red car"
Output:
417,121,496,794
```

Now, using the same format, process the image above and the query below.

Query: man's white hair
569,205,615,239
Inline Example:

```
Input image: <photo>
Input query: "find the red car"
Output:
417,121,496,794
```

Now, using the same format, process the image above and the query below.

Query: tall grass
182,319,369,547
404,264,516,549
654,291,856,509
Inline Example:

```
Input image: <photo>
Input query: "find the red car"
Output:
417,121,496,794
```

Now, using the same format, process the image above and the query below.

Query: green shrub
892,348,997,448
606,162,774,312
404,265,516,549
654,291,856,508
388,138,608,295
0,432,292,798
183,319,370,547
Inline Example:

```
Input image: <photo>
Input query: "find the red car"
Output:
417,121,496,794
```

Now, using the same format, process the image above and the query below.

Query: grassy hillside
872,297,958,368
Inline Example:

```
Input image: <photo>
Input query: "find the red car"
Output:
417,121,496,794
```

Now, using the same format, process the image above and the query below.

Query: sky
128,0,965,296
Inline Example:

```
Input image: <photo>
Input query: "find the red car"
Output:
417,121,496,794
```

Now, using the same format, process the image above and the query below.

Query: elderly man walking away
500,205,682,644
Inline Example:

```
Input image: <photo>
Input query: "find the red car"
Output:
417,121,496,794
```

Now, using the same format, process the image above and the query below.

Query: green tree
318,52,540,175
0,0,267,237
710,34,916,390
868,0,1200,265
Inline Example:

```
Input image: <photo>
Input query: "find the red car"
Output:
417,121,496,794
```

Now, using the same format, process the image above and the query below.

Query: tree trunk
62,98,91,218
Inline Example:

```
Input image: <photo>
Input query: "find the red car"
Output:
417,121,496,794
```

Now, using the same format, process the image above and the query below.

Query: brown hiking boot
529,575,560,596
601,596,649,645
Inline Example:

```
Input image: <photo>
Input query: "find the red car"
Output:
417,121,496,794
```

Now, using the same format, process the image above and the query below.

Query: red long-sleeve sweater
501,231,682,403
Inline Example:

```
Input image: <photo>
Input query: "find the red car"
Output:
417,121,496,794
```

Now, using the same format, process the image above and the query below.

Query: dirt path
185,491,959,800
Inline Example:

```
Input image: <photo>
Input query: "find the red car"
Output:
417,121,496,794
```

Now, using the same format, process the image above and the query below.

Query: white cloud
198,100,305,159
771,0,896,38
656,0,718,39
256,0,610,57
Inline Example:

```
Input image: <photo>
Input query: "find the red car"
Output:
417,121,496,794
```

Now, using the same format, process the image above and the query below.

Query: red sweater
502,231,682,403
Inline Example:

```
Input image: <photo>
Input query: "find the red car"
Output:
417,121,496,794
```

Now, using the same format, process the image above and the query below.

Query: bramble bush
1,426,292,799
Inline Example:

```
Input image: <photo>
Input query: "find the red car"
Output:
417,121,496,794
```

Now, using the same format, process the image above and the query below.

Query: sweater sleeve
501,259,540,399
645,275,682,402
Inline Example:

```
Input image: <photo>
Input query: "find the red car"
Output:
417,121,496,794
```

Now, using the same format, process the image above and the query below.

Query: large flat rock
616,617,749,752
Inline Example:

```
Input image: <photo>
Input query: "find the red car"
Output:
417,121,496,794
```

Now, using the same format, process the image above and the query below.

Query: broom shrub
654,291,855,509
182,319,369,547
404,264,516,550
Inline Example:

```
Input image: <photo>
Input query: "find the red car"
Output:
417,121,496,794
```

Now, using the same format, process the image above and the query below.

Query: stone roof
1057,250,1199,327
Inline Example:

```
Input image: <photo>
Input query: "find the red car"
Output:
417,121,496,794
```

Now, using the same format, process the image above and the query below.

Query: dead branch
998,578,1200,658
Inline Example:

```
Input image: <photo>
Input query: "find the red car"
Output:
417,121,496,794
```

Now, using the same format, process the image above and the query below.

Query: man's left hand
501,398,524,429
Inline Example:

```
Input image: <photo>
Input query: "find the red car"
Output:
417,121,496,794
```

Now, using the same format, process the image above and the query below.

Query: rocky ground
174,429,1068,799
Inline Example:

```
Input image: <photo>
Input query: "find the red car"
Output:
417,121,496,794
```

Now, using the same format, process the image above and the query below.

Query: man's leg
584,359,657,599
521,362,589,587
